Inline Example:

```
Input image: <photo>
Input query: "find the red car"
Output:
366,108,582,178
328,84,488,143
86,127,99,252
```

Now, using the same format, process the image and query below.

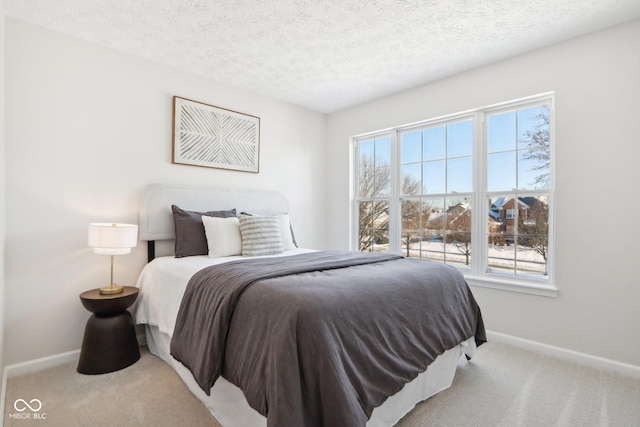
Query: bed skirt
144,325,475,427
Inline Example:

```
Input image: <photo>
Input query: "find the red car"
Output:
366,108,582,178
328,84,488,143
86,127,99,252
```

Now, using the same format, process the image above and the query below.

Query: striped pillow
238,215,284,256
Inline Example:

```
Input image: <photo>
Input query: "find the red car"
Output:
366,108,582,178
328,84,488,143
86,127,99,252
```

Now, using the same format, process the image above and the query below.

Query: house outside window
352,93,555,295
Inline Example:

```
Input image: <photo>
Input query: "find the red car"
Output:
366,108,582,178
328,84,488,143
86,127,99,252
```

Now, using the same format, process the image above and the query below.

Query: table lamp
88,223,138,295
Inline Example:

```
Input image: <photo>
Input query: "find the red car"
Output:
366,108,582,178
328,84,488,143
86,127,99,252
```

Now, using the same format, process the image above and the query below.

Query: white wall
327,19,640,367
4,18,327,366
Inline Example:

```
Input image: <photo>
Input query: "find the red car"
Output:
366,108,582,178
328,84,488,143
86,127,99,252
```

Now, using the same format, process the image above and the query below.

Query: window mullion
389,131,400,254
473,111,487,277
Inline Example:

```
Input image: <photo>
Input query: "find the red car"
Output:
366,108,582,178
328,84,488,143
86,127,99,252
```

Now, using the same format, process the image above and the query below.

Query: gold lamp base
99,285,124,295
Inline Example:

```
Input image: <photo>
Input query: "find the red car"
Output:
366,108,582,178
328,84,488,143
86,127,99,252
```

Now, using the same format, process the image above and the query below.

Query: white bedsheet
135,248,315,335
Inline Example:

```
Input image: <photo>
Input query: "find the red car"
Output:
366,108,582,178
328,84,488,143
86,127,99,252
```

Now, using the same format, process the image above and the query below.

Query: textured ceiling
6,0,640,113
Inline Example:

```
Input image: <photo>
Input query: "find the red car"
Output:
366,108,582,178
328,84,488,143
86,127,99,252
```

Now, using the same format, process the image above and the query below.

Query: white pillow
277,214,297,251
238,215,283,256
202,215,242,257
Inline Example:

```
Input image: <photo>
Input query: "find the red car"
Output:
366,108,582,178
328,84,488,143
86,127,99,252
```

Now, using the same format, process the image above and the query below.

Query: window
357,135,391,252
399,118,473,266
352,94,554,295
485,102,551,278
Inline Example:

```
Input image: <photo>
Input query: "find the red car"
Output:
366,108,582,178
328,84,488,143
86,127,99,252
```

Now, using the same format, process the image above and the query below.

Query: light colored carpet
399,343,640,427
3,346,215,427
3,342,639,426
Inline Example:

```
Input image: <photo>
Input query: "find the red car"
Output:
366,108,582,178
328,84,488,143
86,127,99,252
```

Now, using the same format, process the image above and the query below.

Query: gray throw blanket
171,250,485,427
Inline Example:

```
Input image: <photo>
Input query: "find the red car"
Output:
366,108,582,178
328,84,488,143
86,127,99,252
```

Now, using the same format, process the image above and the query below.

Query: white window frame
351,93,557,297
352,131,396,253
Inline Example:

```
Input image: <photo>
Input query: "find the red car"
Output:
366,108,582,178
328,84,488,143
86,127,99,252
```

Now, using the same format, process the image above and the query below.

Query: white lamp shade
88,223,138,255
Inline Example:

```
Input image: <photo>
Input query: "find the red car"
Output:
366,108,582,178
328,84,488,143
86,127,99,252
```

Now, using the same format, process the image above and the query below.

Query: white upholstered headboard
139,183,290,259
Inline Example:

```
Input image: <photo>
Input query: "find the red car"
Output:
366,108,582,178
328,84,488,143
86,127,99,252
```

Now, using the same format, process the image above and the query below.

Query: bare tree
519,106,550,273
518,199,549,274
400,175,422,256
446,207,472,265
521,106,551,188
358,154,390,252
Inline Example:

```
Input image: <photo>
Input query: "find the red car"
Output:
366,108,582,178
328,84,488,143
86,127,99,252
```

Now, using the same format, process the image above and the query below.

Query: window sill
465,274,558,298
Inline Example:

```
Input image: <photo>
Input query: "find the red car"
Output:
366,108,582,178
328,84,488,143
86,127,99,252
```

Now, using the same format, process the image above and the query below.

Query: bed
134,183,485,427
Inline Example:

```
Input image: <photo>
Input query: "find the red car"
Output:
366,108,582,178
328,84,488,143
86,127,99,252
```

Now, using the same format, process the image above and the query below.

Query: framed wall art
172,96,260,173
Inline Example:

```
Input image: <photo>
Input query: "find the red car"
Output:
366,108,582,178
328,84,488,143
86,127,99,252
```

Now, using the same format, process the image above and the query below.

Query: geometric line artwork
172,96,260,172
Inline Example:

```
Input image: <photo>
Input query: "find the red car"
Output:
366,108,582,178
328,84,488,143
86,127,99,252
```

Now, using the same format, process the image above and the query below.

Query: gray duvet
170,251,485,427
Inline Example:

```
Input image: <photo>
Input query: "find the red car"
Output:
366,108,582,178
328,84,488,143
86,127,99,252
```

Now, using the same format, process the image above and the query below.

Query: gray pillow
240,211,298,249
238,214,283,256
172,205,237,257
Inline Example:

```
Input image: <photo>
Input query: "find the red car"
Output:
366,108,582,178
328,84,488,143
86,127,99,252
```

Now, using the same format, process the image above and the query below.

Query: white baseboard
487,330,640,379
3,332,147,380
3,349,80,379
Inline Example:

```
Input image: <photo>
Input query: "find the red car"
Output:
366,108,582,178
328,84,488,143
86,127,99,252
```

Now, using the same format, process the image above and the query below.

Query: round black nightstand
77,286,140,375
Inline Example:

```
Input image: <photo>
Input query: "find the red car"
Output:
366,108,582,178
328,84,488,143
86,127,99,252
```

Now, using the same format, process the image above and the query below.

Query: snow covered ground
372,241,547,276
